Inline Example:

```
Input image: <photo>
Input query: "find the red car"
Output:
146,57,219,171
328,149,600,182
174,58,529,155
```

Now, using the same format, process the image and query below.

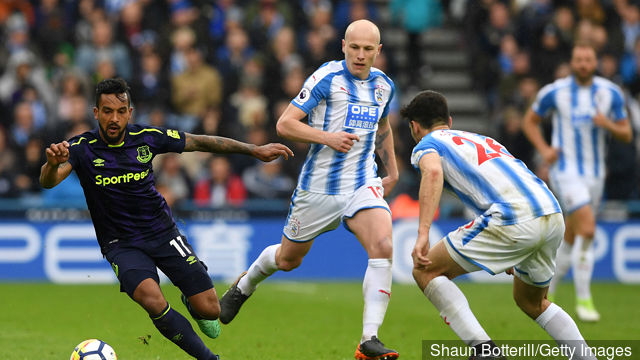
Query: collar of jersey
94,126,128,147
342,60,374,82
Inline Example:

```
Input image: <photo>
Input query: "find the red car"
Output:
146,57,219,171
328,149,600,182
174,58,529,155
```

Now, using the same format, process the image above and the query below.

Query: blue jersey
532,75,627,178
291,60,395,194
411,129,561,225
67,124,185,252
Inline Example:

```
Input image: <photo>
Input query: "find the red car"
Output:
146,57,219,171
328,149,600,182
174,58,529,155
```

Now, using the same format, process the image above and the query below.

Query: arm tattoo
378,148,390,167
184,133,253,154
375,128,391,149
376,126,393,168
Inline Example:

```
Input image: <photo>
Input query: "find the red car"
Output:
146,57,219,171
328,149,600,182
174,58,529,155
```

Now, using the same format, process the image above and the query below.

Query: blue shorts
105,228,214,298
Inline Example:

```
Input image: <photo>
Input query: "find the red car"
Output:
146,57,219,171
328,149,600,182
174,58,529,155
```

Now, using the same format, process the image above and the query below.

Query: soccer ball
70,339,117,360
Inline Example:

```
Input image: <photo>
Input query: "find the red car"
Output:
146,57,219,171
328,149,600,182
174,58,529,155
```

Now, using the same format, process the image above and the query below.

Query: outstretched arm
40,141,73,189
375,116,399,196
276,103,360,153
183,133,293,162
412,152,443,269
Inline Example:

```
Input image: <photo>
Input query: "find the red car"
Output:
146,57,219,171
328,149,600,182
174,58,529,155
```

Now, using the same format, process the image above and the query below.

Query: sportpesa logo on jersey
95,169,150,186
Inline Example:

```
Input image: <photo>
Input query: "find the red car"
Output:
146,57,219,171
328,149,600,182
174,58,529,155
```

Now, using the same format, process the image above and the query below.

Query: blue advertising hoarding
0,219,639,283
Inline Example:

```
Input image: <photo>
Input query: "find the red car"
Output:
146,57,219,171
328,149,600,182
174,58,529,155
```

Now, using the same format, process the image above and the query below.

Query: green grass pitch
1,282,638,359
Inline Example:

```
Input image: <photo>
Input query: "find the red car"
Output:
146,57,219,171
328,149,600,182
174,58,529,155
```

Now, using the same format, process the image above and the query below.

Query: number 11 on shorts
169,236,192,257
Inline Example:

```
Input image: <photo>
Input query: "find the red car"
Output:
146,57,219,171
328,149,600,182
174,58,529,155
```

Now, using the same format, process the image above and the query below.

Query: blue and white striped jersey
532,75,627,178
291,60,395,195
411,129,561,225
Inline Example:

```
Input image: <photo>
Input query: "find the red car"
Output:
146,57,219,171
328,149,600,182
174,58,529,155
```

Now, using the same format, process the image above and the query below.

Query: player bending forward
40,78,293,360
404,90,596,360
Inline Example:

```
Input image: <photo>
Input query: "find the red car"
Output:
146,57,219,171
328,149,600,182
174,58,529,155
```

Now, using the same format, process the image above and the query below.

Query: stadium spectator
243,0,293,53
56,71,90,122
522,43,633,322
306,1,339,57
498,50,532,109
263,26,304,102
599,52,623,86
166,26,197,76
242,157,295,200
620,1,640,54
214,27,254,98
0,12,38,70
208,0,244,48
191,106,222,137
403,89,596,360
531,24,570,86
194,155,247,208
471,1,515,109
333,0,379,35
497,105,534,169
303,28,333,74
0,49,56,114
33,0,70,62
75,19,132,81
0,155,17,198
155,153,193,208
14,136,45,196
115,1,145,54
130,50,170,116
218,20,400,360
0,125,17,198
227,61,268,136
171,46,222,127
39,78,292,360
11,101,41,148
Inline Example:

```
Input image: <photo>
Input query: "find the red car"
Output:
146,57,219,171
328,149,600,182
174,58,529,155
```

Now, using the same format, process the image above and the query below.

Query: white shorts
443,212,564,287
283,178,390,242
548,171,604,214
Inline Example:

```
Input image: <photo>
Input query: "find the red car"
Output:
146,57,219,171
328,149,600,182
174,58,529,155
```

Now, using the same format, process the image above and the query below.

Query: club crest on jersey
297,88,310,104
375,85,385,105
288,216,301,236
136,145,152,163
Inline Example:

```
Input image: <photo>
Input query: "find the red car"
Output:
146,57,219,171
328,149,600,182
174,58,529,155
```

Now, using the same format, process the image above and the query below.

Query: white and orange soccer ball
70,339,117,360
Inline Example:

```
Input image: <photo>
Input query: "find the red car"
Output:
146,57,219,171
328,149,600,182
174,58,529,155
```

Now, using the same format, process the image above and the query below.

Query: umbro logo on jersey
93,158,105,167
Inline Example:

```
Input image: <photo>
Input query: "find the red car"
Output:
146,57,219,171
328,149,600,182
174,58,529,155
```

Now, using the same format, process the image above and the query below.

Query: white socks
548,239,573,295
536,303,596,360
237,244,280,295
573,236,594,300
361,258,392,343
424,276,490,347
548,236,595,301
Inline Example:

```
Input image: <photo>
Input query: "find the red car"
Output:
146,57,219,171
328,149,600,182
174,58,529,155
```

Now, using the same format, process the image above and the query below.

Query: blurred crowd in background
465,0,640,204
0,0,638,213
